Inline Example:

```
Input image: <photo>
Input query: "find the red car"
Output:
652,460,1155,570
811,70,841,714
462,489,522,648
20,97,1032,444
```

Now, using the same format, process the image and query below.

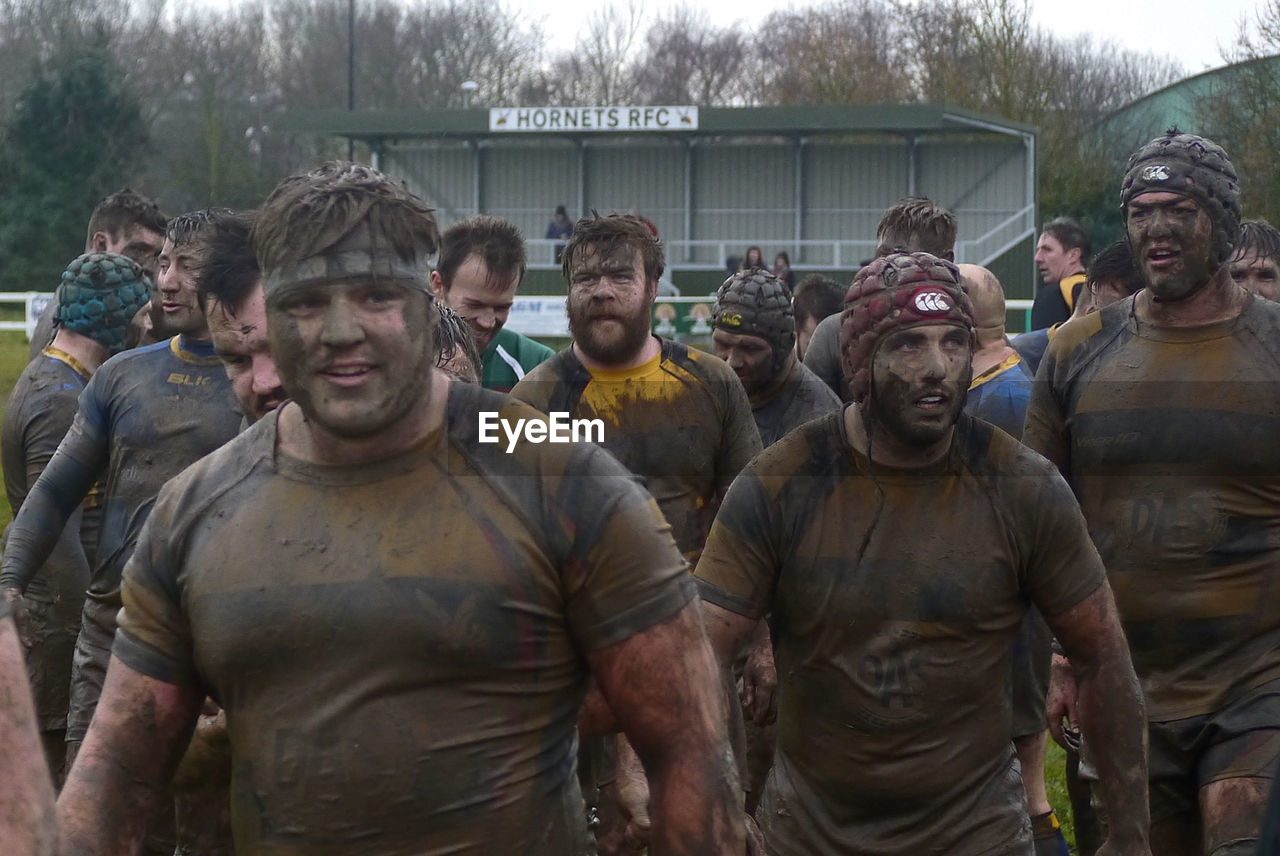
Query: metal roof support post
577,140,587,223
684,138,695,265
470,139,482,215
907,135,918,197
794,137,806,262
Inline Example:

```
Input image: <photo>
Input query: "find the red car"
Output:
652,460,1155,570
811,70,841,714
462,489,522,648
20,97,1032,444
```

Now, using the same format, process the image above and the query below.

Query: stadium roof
1097,54,1280,143
278,104,1037,145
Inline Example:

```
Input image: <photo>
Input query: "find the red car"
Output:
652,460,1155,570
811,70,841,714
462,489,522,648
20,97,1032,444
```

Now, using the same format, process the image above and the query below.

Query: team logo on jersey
911,288,953,315
1142,165,1171,182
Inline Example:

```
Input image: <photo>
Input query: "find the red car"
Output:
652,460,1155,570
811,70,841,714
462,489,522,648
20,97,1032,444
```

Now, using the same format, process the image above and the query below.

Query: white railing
0,291,1035,344
507,295,1035,338
0,292,51,340
524,206,1037,270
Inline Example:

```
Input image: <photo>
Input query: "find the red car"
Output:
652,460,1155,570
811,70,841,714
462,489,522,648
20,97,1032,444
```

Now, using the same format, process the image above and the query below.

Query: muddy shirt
0,336,240,605
750,357,842,448
1023,293,1280,720
511,338,762,566
114,383,694,856
2,348,94,607
965,353,1033,439
801,312,847,402
695,411,1104,856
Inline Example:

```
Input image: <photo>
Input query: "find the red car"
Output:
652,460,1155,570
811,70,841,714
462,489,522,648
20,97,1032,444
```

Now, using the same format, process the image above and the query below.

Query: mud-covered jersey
511,338,761,566
0,336,240,605
695,411,1105,856
966,353,1033,440
115,383,694,856
1023,293,1280,720
751,357,842,448
801,312,846,401
2,348,94,608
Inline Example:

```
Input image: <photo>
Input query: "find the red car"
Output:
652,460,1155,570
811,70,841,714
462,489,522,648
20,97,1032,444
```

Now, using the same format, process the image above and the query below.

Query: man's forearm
0,619,58,856
643,730,744,855
1074,654,1149,844
59,660,201,855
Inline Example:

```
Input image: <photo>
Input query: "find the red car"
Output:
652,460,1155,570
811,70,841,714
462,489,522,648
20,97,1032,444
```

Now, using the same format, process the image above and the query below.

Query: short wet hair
85,188,166,246
251,162,440,271
167,208,238,252
792,274,846,326
1086,241,1143,297
435,304,482,382
436,215,526,291
1234,220,1280,263
560,212,665,284
876,197,958,258
196,210,260,314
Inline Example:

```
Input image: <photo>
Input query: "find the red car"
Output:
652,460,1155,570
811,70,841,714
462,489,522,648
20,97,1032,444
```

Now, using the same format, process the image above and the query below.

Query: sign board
489,106,698,134
29,293,51,327
505,296,569,337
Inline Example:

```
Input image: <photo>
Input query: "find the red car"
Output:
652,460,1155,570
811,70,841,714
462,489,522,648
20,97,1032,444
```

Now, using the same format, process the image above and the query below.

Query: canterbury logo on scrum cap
1142,165,1171,181
911,288,953,314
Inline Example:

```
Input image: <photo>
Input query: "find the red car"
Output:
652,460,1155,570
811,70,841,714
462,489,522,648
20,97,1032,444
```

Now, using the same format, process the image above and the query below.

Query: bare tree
753,0,915,105
546,0,644,104
630,6,751,105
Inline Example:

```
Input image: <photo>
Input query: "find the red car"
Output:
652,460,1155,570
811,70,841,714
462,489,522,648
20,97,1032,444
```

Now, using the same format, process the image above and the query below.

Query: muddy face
711,328,775,396
1228,249,1280,301
567,245,655,365
268,279,435,438
156,237,210,338
868,324,970,449
207,282,287,424
1126,191,1216,303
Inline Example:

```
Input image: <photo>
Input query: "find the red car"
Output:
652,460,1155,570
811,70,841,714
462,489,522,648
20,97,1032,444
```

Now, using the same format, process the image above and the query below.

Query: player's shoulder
94,337,170,378
747,409,845,481
660,338,738,386
517,346,574,383
1041,297,1133,375
955,412,1059,480
152,416,270,515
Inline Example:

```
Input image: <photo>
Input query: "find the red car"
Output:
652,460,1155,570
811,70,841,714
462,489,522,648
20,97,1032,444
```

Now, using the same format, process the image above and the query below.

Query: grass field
0,328,1084,850
0,332,35,529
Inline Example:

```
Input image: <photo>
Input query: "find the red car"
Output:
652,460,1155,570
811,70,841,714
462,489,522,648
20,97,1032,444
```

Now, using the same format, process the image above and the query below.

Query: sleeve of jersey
693,469,780,620
1019,461,1107,618
557,446,696,652
1020,342,1072,476
113,494,197,687
0,405,109,591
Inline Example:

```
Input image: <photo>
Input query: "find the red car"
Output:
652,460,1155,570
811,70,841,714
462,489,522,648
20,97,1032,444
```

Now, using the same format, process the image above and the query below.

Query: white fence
507,295,1035,339
0,292,51,340
0,292,1036,343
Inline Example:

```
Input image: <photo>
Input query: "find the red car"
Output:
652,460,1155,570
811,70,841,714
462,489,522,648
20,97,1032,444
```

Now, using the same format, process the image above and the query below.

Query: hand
741,629,777,727
1046,652,1080,751
744,813,767,855
616,738,651,852
3,587,31,652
